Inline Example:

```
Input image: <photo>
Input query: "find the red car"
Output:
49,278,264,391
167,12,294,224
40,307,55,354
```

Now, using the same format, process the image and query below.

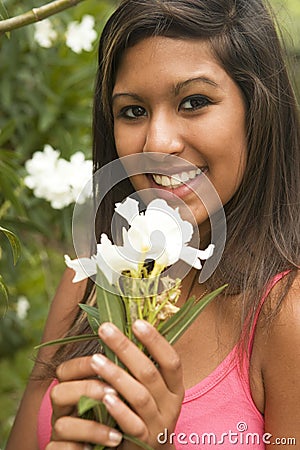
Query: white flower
64,255,97,282
116,198,214,269
65,152,93,205
16,296,30,320
24,145,92,209
95,234,139,285
65,15,97,54
65,233,139,285
66,198,214,285
34,19,57,48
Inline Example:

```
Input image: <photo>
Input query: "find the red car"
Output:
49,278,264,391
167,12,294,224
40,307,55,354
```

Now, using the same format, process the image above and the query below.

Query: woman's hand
47,319,184,450
47,359,123,450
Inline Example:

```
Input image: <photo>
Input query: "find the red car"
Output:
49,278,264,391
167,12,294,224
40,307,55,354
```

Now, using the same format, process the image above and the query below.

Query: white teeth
170,177,181,187
161,175,171,187
181,172,190,182
152,168,203,187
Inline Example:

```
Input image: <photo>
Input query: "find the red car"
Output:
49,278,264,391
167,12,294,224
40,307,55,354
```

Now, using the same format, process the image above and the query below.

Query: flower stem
123,296,132,339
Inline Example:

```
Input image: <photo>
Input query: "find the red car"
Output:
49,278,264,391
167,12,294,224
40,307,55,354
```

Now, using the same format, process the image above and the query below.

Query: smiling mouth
151,167,208,188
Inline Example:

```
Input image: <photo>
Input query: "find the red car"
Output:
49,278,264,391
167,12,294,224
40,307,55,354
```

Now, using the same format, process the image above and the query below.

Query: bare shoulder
262,270,300,346
261,271,300,445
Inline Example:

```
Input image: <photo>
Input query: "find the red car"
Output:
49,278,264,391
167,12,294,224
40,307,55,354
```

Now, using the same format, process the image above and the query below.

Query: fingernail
133,319,149,332
83,445,92,450
91,353,106,369
103,393,117,407
103,386,117,396
99,322,115,337
109,429,123,444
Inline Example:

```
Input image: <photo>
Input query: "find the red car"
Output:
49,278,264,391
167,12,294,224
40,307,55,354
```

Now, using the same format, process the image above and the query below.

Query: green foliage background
0,1,114,447
0,0,299,448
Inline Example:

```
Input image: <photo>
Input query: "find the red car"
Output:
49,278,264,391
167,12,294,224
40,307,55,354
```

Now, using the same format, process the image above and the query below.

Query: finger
102,392,148,440
46,442,91,450
132,320,184,395
90,353,158,421
98,321,183,395
56,356,99,381
52,416,122,447
97,323,166,398
51,379,117,418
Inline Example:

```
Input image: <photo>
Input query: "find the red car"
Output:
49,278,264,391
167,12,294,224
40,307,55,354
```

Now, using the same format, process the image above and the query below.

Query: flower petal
179,244,214,270
146,199,193,244
197,243,215,260
95,234,139,285
115,197,140,224
64,254,96,282
179,246,203,269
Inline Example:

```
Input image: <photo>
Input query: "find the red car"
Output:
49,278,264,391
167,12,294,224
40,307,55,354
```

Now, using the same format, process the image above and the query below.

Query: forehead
113,36,229,92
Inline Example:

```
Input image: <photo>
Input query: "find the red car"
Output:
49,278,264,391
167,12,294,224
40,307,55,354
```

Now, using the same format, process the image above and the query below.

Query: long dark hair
52,0,300,369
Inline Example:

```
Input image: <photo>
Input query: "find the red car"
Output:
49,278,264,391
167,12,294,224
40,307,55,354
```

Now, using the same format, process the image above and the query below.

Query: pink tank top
38,273,288,449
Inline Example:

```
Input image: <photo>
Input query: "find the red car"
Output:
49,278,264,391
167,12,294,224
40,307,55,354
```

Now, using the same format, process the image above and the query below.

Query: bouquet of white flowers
38,197,226,450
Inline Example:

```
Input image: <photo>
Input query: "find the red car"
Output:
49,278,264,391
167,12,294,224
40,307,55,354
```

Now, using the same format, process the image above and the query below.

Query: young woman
7,0,300,449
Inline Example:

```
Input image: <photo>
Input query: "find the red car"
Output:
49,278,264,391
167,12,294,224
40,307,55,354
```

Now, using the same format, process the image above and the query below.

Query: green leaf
79,303,100,334
79,397,109,426
34,333,99,349
78,396,116,450
0,225,21,265
79,304,99,321
162,285,228,345
0,120,15,146
157,295,195,335
0,276,8,307
0,1,9,21
95,402,109,424
96,269,126,365
78,396,101,416
0,160,25,216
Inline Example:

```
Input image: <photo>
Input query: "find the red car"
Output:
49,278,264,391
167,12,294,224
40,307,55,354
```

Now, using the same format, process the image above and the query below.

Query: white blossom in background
65,15,97,54
24,145,92,209
34,19,57,48
16,296,30,320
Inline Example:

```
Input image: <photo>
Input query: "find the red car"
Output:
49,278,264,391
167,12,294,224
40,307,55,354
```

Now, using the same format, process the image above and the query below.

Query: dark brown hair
52,0,300,369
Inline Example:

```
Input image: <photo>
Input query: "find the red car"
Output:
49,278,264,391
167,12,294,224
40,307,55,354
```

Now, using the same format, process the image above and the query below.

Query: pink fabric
37,272,288,449
38,379,58,450
173,272,288,449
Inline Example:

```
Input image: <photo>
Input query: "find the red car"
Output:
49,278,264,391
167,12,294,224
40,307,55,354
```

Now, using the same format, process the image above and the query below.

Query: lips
151,167,207,188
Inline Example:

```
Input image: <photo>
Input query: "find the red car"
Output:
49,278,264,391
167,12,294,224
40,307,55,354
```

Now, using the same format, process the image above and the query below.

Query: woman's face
112,36,247,227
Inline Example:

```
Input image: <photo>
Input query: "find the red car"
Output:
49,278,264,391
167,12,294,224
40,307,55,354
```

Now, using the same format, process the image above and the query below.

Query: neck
198,219,211,249
178,268,208,307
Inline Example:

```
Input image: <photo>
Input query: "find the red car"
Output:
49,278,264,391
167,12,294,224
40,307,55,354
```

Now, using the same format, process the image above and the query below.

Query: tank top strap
247,270,290,356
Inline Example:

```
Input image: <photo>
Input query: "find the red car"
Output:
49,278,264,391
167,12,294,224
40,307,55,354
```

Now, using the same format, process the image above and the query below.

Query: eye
119,105,147,119
179,95,211,111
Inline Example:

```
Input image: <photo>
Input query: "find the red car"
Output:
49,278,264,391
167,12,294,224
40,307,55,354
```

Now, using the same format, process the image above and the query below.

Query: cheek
114,126,125,157
114,125,145,157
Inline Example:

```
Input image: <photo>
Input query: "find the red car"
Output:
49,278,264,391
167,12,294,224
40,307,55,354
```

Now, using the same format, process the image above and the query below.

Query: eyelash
179,95,212,111
118,95,212,120
118,105,146,119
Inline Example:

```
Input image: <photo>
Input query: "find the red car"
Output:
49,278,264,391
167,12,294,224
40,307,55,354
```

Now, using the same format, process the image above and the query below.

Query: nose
143,111,184,156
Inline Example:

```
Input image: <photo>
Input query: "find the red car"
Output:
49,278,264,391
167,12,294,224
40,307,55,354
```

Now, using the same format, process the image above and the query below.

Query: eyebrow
173,76,219,96
112,76,220,104
112,92,144,104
